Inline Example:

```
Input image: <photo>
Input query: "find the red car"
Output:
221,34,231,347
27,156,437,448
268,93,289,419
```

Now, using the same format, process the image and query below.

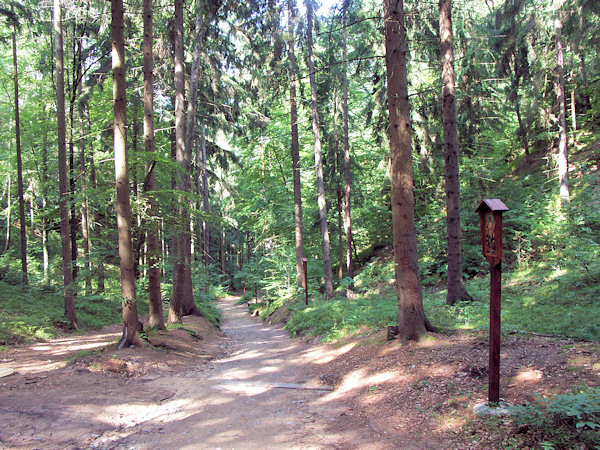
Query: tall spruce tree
384,0,431,340
306,0,334,298
112,0,140,347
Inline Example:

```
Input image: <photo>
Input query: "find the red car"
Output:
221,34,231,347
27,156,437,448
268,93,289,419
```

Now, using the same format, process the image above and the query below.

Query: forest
1,0,599,447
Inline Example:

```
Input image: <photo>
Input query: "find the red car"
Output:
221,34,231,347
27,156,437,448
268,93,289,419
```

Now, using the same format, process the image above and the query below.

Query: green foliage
191,267,224,327
0,279,150,347
507,386,600,448
285,291,398,341
0,281,64,345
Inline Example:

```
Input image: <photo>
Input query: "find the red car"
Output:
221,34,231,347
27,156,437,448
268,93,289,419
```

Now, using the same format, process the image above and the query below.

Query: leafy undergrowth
0,281,137,347
249,247,600,343
466,386,600,449
0,267,223,348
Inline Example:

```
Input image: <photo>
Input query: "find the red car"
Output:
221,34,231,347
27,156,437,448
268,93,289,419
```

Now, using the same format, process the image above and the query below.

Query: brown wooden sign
476,198,508,404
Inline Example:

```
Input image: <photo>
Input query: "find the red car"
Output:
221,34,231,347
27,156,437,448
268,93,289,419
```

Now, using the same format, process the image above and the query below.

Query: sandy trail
1,296,392,449
108,295,388,449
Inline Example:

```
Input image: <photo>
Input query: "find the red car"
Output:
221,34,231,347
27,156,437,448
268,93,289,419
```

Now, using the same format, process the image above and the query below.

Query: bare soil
0,296,598,449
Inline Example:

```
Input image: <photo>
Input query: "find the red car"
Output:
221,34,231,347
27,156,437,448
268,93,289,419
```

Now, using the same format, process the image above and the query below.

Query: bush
508,386,600,448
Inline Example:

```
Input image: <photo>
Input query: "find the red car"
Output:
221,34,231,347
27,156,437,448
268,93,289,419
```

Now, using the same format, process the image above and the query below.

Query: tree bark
342,2,353,279
169,0,187,323
305,0,334,298
79,109,92,295
202,125,210,267
384,0,429,341
41,132,49,279
143,0,164,330
440,0,471,306
181,0,206,317
287,0,306,290
12,22,28,286
3,172,10,255
112,0,140,347
54,0,77,328
555,15,570,205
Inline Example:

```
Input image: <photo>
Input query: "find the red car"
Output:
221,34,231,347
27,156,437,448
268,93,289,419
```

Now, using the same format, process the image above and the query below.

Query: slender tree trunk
306,0,333,297
132,108,142,280
333,98,344,281
41,135,49,279
342,2,353,279
80,125,92,295
3,171,9,254
78,95,92,295
87,108,105,294
514,95,529,160
112,0,140,347
287,0,306,289
12,24,28,286
440,0,471,305
202,125,210,267
69,106,78,283
384,0,430,341
570,67,576,136
54,0,77,328
555,15,570,205
143,0,164,330
220,227,226,283
29,185,34,230
181,0,206,316
337,180,344,281
169,0,187,323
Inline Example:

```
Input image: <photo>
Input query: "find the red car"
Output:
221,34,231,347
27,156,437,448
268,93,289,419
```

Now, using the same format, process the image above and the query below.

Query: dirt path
0,296,395,449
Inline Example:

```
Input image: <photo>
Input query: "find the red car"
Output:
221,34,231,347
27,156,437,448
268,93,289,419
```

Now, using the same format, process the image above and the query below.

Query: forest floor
1,295,599,449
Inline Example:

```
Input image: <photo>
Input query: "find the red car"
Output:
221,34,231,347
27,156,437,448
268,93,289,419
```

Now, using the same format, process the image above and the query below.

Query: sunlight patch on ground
212,384,270,395
302,342,357,365
435,414,468,434
30,333,119,355
511,367,543,386
322,367,396,402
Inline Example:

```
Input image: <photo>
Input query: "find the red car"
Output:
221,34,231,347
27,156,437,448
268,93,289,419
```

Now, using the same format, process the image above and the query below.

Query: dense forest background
1,0,599,346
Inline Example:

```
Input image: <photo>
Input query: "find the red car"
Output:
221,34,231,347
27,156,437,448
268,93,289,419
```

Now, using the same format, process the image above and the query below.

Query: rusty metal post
302,258,308,305
476,199,508,405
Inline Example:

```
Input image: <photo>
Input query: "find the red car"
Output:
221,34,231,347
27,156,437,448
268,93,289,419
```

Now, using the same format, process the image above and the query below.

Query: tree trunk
54,0,77,328
78,94,92,295
384,0,429,341
219,228,225,282
79,118,92,295
181,0,206,317
287,0,306,290
440,0,471,306
169,0,188,323
12,23,28,286
305,0,334,298
132,107,142,280
112,0,140,347
555,15,570,205
342,2,353,279
202,125,210,267
69,104,78,283
337,181,344,281
3,172,10,255
41,134,49,279
142,0,164,330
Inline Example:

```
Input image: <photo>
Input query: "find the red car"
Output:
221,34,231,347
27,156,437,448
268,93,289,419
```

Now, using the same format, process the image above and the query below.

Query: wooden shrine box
476,199,509,266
